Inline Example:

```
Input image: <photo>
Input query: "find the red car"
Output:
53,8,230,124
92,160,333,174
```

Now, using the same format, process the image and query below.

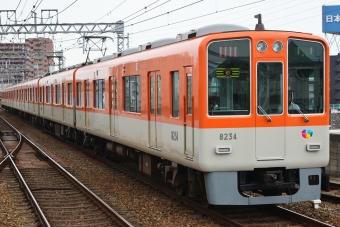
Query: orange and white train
1,19,330,205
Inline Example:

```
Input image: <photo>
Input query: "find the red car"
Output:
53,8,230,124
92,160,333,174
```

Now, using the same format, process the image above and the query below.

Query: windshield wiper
291,101,309,122
257,106,272,122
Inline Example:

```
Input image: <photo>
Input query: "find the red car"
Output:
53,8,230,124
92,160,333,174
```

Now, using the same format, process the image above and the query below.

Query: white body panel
55,106,329,172
2,100,329,172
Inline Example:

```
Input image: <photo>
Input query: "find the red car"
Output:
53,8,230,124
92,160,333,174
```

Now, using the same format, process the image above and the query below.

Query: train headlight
215,146,232,154
272,41,283,52
306,143,322,151
256,41,267,52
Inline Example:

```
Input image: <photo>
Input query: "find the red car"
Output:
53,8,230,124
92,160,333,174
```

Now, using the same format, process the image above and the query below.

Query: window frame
124,75,141,113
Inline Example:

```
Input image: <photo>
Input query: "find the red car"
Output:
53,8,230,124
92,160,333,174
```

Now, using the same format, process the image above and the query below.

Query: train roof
41,23,315,78
92,24,250,63
45,23,249,76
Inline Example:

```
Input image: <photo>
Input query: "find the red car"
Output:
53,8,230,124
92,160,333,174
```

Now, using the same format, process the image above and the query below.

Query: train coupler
263,170,283,186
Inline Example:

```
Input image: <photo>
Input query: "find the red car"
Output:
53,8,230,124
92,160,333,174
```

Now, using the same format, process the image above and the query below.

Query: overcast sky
1,0,340,67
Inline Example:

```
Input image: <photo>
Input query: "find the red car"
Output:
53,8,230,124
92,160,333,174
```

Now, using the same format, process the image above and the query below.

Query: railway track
1,112,337,227
321,182,340,204
0,117,134,227
94,159,334,227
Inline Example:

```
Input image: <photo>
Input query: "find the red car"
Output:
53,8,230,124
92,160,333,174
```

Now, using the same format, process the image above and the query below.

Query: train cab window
94,79,104,109
124,75,141,113
172,71,180,117
207,39,250,116
68,83,72,105
257,62,283,115
77,82,82,107
56,84,61,104
288,39,325,114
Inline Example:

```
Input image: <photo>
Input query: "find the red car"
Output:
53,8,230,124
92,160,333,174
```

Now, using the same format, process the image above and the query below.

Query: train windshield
288,39,324,114
207,39,250,116
257,62,283,115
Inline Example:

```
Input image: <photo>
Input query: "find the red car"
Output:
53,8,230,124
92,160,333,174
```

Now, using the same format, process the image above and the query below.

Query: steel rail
8,155,51,227
0,116,23,156
0,118,51,227
273,206,334,227
21,133,134,227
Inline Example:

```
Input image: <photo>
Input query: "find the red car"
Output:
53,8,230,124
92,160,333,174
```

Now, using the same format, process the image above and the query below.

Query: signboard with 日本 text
322,5,340,33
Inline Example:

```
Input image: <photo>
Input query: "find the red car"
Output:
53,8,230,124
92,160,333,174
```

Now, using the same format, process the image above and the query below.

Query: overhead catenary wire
7,0,22,21
123,0,171,23
94,0,128,22
3,0,340,68
57,0,166,54
129,0,264,35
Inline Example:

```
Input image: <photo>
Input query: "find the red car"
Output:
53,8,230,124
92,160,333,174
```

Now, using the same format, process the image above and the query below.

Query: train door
109,76,118,136
148,71,162,150
184,67,194,160
255,62,285,160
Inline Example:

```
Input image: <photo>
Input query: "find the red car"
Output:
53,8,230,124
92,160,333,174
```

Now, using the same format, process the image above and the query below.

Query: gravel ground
0,112,222,227
0,179,21,227
1,111,340,226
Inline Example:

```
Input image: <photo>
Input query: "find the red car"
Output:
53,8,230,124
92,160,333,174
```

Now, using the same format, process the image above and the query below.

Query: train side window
172,71,180,117
187,73,192,114
56,84,61,104
157,75,162,115
94,79,105,109
63,83,66,105
77,82,82,107
46,86,50,103
124,75,141,113
51,85,54,103
68,83,72,105
110,77,118,110
40,87,43,102
150,76,154,114
30,88,32,101
86,80,90,107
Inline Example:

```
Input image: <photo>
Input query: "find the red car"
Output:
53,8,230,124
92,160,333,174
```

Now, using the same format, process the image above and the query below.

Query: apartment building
0,37,54,86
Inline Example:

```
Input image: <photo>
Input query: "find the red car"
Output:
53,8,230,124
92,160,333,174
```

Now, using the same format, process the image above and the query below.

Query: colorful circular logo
302,129,313,139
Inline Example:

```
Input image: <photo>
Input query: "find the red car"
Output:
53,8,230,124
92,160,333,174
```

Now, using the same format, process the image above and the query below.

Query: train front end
199,30,329,205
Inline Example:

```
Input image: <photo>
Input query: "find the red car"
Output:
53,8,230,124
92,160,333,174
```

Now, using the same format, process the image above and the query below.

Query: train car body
2,22,330,206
